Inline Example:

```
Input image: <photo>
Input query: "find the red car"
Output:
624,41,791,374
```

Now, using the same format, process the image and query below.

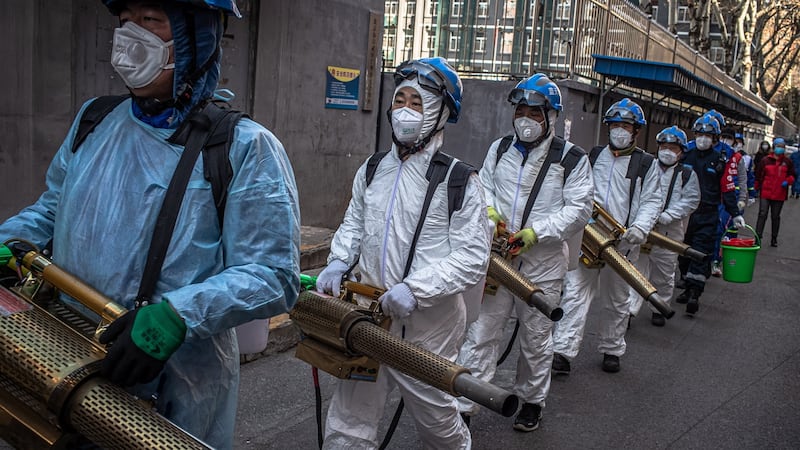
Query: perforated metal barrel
291,291,519,417
0,287,210,448
487,254,563,321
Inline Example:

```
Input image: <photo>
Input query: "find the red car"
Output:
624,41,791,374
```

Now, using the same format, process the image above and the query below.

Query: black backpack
588,145,655,226
364,150,476,278
71,95,248,306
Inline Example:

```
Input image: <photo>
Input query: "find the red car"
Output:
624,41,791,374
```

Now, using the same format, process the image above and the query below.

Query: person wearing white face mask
318,57,490,449
626,127,699,327
551,98,663,375
0,1,301,448
677,115,743,315
455,74,593,433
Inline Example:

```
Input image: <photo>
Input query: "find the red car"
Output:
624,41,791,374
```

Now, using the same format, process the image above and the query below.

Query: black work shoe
552,353,571,374
460,412,470,429
602,354,620,373
676,289,691,304
651,312,666,327
771,239,778,247
513,403,542,432
686,296,699,314
676,277,686,290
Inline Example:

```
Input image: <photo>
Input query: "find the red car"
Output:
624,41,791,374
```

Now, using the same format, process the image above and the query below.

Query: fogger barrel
646,230,707,262
290,291,519,417
488,254,563,321
581,224,675,318
0,251,211,449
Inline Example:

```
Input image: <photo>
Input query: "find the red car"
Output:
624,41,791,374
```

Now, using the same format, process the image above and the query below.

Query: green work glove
99,301,187,386
487,206,507,237
508,228,538,256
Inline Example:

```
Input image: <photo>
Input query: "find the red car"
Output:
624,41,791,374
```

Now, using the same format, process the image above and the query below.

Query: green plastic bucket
720,225,760,283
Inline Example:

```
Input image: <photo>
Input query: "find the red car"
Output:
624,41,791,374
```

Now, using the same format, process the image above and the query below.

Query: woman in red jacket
754,137,795,247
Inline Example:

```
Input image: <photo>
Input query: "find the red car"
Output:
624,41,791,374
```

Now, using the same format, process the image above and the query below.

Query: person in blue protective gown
0,1,300,448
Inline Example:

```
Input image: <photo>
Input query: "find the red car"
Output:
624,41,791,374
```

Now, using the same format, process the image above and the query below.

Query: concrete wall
0,0,383,231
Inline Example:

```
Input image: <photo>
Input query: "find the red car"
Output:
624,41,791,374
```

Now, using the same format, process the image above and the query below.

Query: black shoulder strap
560,144,586,184
366,151,389,186
589,145,605,166
495,135,515,166
520,137,566,227
447,160,477,217
663,165,683,210
137,102,245,305
403,152,453,278
72,95,129,153
623,148,655,226
680,164,693,187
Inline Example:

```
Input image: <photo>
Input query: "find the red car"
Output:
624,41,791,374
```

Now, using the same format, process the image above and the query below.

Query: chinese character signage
325,66,360,110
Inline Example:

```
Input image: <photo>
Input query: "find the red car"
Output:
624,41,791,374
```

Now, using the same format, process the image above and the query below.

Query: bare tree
751,1,800,102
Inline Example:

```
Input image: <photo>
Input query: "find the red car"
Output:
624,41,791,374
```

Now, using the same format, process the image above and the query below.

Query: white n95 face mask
658,149,679,166
111,21,175,89
514,117,544,143
391,107,424,144
695,136,713,151
609,128,633,149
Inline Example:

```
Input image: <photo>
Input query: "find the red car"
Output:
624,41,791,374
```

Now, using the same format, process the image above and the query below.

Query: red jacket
755,154,795,200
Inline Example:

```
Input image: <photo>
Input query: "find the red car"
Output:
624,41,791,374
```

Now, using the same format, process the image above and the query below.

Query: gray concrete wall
0,0,384,231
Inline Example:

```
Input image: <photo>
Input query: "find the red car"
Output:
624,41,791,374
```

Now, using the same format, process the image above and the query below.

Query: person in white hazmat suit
315,57,491,450
627,126,700,327
0,1,300,448
551,98,663,374
454,74,593,433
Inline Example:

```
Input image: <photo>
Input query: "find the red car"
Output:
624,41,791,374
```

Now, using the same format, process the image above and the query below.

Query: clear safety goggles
604,105,639,123
507,88,548,107
656,131,682,145
395,61,452,95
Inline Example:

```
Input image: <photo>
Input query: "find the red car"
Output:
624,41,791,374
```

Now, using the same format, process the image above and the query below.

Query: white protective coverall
0,98,301,449
323,79,491,450
456,134,593,414
552,145,663,359
629,163,700,316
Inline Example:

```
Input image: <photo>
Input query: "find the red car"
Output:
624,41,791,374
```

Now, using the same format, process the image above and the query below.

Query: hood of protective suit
395,78,450,143
138,3,223,128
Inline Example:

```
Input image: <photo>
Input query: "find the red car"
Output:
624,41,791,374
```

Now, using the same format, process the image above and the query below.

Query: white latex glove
737,200,746,211
315,259,349,297
733,215,746,230
379,283,417,320
622,226,647,245
657,212,672,226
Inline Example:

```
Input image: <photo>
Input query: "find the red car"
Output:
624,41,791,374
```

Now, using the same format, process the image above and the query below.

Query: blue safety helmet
507,74,563,111
692,115,721,135
603,98,646,127
773,137,786,147
704,109,726,128
102,0,241,17
656,126,688,150
735,132,744,140
394,57,463,123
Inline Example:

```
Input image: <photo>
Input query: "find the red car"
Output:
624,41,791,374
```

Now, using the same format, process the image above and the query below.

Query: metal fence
382,0,769,117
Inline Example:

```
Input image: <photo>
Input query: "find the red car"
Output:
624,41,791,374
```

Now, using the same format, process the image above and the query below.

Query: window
710,47,725,64
453,1,463,17
651,6,658,18
406,1,416,15
427,35,436,50
504,0,516,18
525,34,533,55
386,1,398,16
556,0,571,20
478,1,489,18
429,1,439,16
449,35,461,51
552,39,569,57
404,35,413,49
677,6,689,23
501,31,514,54
385,34,395,48
476,32,486,53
